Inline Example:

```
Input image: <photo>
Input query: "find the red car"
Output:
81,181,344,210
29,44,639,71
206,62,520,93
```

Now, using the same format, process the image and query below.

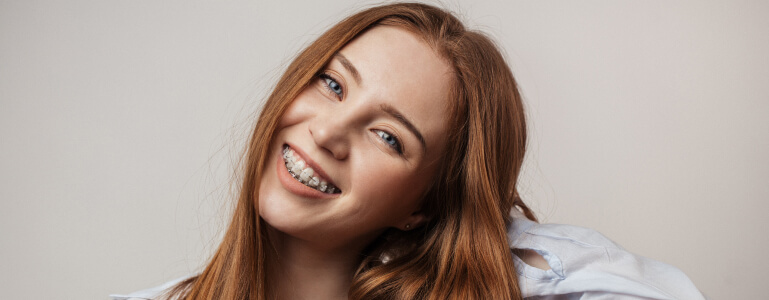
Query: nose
309,110,351,160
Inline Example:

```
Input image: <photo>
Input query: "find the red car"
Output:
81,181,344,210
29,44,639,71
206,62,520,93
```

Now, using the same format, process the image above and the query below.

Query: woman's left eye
319,73,344,99
374,130,403,154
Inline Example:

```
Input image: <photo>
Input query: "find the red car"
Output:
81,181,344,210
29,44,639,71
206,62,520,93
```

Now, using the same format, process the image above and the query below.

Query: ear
399,210,428,231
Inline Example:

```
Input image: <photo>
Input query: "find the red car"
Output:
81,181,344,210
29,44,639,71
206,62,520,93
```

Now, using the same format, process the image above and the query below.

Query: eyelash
374,129,403,154
318,73,344,100
317,72,404,155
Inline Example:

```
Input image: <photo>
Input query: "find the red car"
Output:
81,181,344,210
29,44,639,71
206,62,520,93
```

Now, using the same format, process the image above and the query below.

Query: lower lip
276,150,338,199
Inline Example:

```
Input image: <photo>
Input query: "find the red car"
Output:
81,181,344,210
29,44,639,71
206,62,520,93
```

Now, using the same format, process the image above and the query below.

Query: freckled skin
258,26,453,251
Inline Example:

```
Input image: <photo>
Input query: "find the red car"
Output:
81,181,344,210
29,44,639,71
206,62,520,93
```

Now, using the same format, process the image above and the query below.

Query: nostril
309,122,349,160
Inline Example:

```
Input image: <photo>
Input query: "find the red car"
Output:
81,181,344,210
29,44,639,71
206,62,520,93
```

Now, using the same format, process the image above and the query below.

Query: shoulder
109,276,190,300
507,211,707,299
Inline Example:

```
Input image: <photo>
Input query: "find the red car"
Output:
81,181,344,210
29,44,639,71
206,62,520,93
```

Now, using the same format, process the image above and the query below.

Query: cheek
257,155,281,220
278,88,321,128
355,161,431,216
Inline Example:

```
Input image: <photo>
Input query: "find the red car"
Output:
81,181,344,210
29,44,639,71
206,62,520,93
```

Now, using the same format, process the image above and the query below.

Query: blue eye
375,130,403,154
319,73,343,99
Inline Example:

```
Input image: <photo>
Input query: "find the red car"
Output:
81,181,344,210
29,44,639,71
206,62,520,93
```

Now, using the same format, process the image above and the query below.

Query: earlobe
402,211,427,231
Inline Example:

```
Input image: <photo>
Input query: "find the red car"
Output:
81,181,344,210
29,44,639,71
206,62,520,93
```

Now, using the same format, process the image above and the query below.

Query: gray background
1,0,766,299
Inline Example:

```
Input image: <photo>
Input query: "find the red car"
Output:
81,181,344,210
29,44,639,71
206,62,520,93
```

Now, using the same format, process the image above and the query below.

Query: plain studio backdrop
1,0,766,299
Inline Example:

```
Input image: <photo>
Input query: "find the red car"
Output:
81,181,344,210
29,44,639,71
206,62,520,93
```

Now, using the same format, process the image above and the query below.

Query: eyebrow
379,103,427,153
334,53,362,85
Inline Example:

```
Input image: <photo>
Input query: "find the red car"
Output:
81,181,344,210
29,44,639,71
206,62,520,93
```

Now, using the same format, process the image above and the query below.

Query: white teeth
282,146,340,194
319,181,327,192
291,160,305,174
300,168,313,182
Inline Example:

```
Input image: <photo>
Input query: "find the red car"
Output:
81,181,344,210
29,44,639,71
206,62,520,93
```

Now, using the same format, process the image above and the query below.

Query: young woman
112,3,705,299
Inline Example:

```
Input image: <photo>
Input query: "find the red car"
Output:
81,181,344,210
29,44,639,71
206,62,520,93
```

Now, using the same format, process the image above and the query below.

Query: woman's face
259,26,453,250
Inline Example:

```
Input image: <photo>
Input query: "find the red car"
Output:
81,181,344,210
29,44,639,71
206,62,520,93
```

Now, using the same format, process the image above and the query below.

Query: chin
257,150,316,237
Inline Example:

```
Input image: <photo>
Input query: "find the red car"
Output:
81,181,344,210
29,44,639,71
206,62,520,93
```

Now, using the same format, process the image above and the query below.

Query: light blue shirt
508,209,706,299
111,211,706,299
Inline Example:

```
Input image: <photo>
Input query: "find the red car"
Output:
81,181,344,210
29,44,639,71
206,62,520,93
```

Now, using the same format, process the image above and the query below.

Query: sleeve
509,217,707,299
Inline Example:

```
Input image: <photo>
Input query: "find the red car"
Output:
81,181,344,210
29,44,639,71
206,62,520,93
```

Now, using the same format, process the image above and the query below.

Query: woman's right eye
319,73,344,100
373,129,403,154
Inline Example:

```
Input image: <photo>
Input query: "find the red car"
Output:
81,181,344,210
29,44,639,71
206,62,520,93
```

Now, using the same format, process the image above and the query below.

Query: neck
265,228,370,300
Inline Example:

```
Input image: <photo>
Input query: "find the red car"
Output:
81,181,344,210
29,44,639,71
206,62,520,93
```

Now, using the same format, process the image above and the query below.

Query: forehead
338,26,454,155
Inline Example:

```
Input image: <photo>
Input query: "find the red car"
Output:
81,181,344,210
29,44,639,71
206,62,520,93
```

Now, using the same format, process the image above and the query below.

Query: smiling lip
276,143,340,199
284,143,338,189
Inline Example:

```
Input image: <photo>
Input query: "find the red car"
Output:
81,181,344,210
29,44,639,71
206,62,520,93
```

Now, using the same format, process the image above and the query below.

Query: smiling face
258,25,454,250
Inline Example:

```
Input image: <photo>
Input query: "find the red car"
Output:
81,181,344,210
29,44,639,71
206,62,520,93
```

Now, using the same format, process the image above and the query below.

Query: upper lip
284,143,339,189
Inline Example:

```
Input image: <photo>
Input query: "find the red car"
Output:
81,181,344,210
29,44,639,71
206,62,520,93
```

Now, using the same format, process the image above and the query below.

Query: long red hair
166,3,535,299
